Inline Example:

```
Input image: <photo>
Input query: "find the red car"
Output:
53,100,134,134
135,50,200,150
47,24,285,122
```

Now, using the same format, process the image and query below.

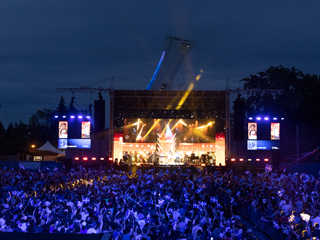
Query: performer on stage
175,150,180,163
168,150,173,164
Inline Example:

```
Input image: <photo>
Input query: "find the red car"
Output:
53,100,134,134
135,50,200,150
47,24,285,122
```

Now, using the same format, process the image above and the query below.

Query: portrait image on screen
59,121,68,138
248,122,257,140
81,121,91,139
271,123,280,140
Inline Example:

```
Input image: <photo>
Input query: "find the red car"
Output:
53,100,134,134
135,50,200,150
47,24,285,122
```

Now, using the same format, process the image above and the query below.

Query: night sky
1,1,320,128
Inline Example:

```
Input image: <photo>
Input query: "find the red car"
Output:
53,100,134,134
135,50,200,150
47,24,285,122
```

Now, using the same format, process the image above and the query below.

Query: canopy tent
37,141,65,157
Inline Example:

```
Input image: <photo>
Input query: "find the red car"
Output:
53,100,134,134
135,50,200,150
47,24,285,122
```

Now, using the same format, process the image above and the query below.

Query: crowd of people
0,165,319,239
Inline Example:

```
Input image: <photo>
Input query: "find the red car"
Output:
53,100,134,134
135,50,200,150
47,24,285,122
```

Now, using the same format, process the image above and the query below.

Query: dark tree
56,96,68,115
0,121,6,156
28,108,56,147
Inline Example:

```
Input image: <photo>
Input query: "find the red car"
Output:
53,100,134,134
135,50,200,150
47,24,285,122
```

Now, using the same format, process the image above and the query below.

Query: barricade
216,190,295,240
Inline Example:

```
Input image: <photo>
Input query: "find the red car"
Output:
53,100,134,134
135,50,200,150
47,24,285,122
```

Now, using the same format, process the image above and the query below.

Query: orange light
200,163,206,167
83,157,88,161
92,157,96,161
74,157,79,160
264,158,269,162
136,163,141,166
108,157,113,161
256,158,260,161
239,158,244,162
100,158,104,160
31,144,36,148
231,158,236,162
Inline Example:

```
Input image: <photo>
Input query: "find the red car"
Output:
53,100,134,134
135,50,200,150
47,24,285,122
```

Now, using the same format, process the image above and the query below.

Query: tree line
0,96,70,156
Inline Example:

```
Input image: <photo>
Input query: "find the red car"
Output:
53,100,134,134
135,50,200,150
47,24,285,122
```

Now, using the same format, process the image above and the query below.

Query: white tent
37,141,65,157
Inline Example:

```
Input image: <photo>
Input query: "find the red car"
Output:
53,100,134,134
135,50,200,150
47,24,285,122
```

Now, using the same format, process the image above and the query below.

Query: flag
265,164,273,172
300,213,310,222
278,189,285,197
77,201,83,208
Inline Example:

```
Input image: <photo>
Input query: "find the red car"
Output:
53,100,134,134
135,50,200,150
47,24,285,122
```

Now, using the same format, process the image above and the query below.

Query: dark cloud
1,0,320,127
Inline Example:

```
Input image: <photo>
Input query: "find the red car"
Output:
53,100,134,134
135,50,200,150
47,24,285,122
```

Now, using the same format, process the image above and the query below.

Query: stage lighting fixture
100,158,105,160
264,117,269,120
264,158,269,162
248,158,252,161
256,117,261,120
62,116,66,118
231,158,236,162
74,157,79,160
92,157,96,161
70,115,75,119
256,158,260,161
86,116,91,119
54,115,58,118
281,118,284,120
108,157,113,161
239,158,244,162
273,117,278,120
200,163,206,167
78,116,83,119
248,117,253,120
136,163,141,166
83,157,88,161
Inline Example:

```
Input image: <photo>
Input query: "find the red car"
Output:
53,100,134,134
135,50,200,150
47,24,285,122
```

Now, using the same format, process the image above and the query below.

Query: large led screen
247,119,281,150
247,140,280,150
81,121,91,139
59,121,68,138
248,122,257,140
56,117,92,149
122,118,216,143
271,123,280,140
58,139,91,149
114,118,226,166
